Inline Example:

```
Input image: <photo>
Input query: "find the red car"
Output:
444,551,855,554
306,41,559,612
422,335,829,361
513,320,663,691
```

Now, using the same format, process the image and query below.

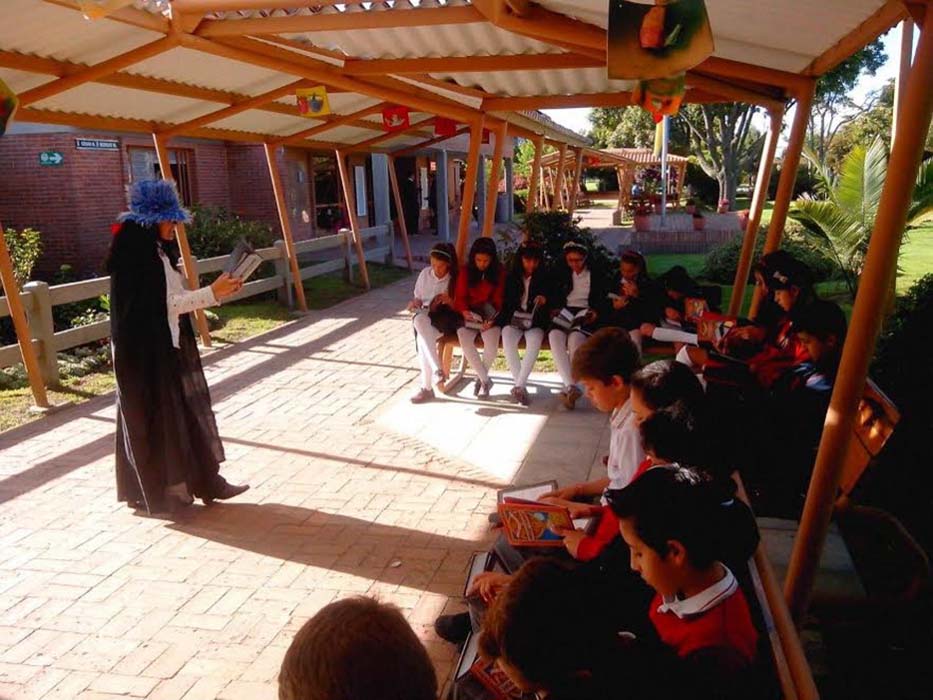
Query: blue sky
542,23,910,139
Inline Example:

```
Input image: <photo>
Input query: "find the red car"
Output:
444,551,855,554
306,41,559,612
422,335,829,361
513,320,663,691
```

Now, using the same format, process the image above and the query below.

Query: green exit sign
39,151,64,166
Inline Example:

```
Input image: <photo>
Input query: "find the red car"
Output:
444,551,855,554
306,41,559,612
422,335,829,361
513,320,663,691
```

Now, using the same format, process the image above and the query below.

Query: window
127,147,194,205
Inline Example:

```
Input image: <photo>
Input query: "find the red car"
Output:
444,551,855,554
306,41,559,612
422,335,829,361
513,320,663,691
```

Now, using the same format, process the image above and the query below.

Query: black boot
203,476,250,505
434,612,472,645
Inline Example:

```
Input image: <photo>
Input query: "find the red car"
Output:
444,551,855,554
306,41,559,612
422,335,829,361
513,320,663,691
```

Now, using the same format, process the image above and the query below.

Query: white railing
0,224,395,383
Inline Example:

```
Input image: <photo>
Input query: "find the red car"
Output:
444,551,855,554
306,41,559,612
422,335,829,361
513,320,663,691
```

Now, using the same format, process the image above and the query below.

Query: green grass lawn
898,220,933,292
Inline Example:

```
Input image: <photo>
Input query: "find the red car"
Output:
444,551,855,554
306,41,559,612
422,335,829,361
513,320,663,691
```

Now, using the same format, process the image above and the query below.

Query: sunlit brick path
0,277,608,700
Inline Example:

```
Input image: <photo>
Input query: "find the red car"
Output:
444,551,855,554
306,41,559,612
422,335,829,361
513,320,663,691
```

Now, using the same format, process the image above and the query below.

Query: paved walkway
0,276,608,700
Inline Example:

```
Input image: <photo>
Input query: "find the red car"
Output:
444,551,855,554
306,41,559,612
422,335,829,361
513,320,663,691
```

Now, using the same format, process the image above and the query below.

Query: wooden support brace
482,122,508,237
568,148,585,214
335,149,372,290
387,155,414,271
456,118,485,261
526,135,544,214
263,142,309,311
553,144,568,210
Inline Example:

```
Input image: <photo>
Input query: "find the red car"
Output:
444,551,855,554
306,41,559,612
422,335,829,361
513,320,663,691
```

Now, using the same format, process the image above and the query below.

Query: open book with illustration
452,632,535,700
498,481,595,534
684,296,710,323
497,501,575,547
696,313,754,364
224,238,263,282
465,302,498,331
551,307,590,332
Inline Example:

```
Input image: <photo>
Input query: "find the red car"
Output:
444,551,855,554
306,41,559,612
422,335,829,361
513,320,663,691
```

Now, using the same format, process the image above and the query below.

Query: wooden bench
436,330,555,395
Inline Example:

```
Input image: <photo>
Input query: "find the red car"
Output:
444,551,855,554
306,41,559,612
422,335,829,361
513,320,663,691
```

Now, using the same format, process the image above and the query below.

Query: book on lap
550,307,589,332
497,501,574,547
465,302,498,330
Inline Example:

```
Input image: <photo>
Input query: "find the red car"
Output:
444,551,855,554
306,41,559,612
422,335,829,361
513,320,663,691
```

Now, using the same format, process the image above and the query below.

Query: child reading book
604,249,661,352
499,241,550,405
547,240,610,410
608,466,759,698
278,597,437,700
408,242,458,403
455,238,505,399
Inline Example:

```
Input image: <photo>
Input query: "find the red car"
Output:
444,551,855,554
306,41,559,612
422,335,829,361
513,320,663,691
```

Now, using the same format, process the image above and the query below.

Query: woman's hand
407,298,421,311
482,320,495,331
541,484,580,501
664,307,682,322
210,273,243,301
533,295,547,307
612,296,629,310
584,310,597,324
551,527,586,558
622,280,639,298
462,310,473,320
468,571,511,603
639,323,657,338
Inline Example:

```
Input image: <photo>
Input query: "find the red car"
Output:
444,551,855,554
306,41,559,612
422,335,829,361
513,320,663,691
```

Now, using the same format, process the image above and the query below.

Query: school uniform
411,267,454,391
605,400,646,494
499,268,551,390
454,268,505,386
548,266,609,390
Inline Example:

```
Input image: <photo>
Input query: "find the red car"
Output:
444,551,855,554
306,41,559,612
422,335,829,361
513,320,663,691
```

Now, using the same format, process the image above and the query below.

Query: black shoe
204,481,250,504
434,612,472,645
472,378,482,397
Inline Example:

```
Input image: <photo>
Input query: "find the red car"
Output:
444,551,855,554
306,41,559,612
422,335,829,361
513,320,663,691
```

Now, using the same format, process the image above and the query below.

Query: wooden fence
0,224,394,385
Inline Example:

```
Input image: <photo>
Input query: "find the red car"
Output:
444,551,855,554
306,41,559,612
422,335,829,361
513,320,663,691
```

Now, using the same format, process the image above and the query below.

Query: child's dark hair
631,360,705,414
465,237,501,286
620,249,648,277
430,241,459,293
792,298,847,345
608,465,721,569
278,597,437,700
639,402,698,465
511,240,543,275
478,558,614,691
571,327,641,384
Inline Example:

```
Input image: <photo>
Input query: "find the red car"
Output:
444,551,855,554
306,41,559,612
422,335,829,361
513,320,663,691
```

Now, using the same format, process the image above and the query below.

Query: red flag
382,105,410,131
434,117,457,137
481,128,491,144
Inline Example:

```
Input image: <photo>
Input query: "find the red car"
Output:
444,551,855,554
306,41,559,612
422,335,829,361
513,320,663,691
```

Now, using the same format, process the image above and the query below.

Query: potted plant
692,207,706,231
717,198,730,213
685,197,697,215
632,198,653,231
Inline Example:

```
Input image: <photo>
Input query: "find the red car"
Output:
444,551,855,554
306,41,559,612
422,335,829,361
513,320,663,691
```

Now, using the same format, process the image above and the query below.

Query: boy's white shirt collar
656,564,738,620
610,399,632,429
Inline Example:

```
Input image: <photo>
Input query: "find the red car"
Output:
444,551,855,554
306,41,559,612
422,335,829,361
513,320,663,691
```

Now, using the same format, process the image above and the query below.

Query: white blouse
158,248,218,349
413,267,451,306
566,269,591,308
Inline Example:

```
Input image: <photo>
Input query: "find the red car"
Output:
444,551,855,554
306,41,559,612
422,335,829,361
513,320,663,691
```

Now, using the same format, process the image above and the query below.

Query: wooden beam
44,0,170,33
387,156,414,271
552,143,568,210
18,37,179,107
526,134,544,214
457,119,485,260
482,122,508,237
343,52,603,76
392,126,471,157
686,72,785,110
196,5,485,37
273,103,387,146
264,143,309,311
568,147,585,215
0,224,50,408
173,0,356,11
804,0,908,77
348,117,436,152
335,149,371,290
152,134,213,346
785,19,933,623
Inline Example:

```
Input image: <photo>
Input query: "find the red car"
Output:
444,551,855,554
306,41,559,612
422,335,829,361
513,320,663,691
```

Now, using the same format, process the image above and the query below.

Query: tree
789,138,933,297
825,79,893,170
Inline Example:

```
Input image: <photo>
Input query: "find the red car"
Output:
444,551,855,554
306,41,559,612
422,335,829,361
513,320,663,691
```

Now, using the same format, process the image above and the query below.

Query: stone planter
693,216,706,231
634,214,651,231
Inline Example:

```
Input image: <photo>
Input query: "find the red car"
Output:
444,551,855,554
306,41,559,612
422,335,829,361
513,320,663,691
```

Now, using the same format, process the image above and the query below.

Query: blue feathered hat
118,179,192,226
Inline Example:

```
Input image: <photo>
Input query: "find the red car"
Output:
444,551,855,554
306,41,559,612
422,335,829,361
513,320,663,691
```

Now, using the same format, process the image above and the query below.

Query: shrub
51,265,109,332
3,226,42,290
700,223,838,284
186,205,278,259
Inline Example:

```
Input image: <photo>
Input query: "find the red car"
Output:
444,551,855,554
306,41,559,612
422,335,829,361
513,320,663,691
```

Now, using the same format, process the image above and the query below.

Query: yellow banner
296,87,331,118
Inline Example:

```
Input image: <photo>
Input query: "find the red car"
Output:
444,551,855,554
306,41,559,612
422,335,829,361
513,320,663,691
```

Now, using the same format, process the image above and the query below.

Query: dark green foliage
700,225,838,284
185,204,278,259
684,162,719,207
51,265,109,333
3,226,42,290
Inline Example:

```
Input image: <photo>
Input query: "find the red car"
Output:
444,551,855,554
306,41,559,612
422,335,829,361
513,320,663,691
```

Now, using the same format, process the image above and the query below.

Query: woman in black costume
107,180,249,514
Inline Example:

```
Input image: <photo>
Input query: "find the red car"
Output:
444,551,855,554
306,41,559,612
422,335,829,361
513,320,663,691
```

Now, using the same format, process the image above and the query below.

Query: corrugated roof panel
130,48,295,96
32,83,221,124
210,110,310,136
287,22,562,60
0,68,55,95
196,0,474,21
316,125,384,144
2,0,161,65
434,68,636,97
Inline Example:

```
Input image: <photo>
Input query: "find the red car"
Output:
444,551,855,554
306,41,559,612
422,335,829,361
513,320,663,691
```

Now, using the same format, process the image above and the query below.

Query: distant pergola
540,146,690,212
1,6,931,695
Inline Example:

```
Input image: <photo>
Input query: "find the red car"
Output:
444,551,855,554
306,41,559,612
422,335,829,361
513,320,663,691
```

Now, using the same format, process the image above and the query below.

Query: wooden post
568,148,585,214
0,224,49,408
526,135,544,214
387,156,414,270
675,162,687,207
542,167,553,211
335,149,371,290
456,118,485,261
784,21,933,623
553,143,568,210
264,143,309,311
750,82,815,317
729,106,784,316
482,122,508,237
152,134,212,346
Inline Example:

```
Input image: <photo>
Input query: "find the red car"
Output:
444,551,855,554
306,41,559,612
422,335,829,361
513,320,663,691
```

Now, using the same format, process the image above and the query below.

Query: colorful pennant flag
78,0,136,20
633,74,686,123
481,128,491,145
0,78,19,138
434,117,457,138
382,105,410,131
296,87,331,118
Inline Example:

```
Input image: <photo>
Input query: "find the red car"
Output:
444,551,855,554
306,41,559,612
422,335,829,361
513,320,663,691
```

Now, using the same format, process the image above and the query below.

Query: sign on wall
39,151,64,166
354,165,367,218
75,138,120,151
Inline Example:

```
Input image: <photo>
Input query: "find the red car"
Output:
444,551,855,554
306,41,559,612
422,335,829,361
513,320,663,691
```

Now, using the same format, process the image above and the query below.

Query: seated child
605,250,661,353
657,265,701,328
279,596,437,700
455,238,505,399
547,240,610,410
499,241,551,406
408,242,458,404
608,466,759,697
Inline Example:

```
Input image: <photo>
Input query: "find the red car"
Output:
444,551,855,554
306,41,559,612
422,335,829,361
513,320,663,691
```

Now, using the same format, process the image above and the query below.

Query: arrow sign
39,151,64,166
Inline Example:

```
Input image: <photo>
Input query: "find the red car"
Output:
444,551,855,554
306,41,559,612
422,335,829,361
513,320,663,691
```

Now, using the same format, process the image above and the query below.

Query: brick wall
227,144,280,236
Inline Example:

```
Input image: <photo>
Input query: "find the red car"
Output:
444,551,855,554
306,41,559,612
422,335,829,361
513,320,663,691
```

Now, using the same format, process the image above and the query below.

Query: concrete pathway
0,276,608,700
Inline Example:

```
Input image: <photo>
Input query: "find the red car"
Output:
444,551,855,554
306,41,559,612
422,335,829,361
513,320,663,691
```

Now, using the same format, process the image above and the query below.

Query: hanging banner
296,86,331,118
481,128,491,145
78,0,135,20
607,0,713,80
633,74,686,123
0,78,18,138
382,105,410,131
434,117,457,138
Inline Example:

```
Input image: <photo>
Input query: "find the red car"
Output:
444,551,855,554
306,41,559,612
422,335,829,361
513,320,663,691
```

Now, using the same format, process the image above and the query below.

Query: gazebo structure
1,3,931,698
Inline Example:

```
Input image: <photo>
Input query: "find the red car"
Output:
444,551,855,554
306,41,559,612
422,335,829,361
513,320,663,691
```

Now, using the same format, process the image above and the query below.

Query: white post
660,116,669,228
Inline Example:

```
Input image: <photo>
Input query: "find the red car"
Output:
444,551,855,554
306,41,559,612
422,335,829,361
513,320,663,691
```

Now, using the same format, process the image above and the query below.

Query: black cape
108,221,224,512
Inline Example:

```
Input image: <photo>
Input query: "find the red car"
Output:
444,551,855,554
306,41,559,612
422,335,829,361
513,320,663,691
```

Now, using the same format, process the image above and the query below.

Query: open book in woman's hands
224,238,263,282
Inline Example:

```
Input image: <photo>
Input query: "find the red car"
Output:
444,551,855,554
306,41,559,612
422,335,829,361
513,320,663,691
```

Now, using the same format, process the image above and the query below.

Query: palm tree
790,137,933,298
